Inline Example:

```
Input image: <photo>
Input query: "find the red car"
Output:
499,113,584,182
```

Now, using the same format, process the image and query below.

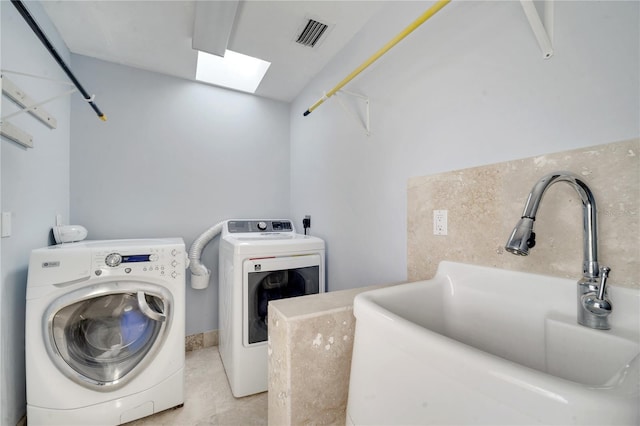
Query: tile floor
126,346,268,426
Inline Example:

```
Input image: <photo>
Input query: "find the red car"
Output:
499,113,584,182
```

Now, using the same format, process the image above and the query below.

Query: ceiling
40,1,386,103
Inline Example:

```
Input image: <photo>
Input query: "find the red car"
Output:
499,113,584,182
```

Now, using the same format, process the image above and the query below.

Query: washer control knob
257,221,267,231
171,271,178,278
171,249,178,256
105,253,122,267
171,260,178,267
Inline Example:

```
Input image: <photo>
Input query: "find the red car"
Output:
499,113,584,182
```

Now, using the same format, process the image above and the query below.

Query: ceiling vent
295,19,329,48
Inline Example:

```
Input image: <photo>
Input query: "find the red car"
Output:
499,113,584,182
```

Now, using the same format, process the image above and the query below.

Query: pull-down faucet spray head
505,217,536,256
504,171,599,277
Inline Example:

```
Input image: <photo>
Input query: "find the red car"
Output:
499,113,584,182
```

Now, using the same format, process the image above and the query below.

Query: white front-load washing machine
218,219,325,397
25,238,187,425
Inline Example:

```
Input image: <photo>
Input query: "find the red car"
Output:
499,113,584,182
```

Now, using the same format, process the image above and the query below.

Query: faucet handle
581,266,612,322
597,266,611,300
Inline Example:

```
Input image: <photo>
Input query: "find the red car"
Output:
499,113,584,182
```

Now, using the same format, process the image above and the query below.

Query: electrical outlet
433,210,447,236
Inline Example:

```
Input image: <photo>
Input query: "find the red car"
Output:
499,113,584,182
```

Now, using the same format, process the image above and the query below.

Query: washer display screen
122,255,151,263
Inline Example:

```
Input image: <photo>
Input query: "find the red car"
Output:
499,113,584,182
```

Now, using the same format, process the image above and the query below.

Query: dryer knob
257,221,267,231
105,253,122,267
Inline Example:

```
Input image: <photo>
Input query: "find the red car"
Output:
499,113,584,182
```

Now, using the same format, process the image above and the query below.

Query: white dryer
218,219,325,397
25,238,187,425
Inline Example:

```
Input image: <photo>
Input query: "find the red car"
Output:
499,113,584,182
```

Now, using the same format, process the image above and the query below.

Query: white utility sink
346,261,640,425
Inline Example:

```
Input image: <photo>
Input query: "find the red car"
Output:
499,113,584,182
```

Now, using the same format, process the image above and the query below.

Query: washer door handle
137,291,166,322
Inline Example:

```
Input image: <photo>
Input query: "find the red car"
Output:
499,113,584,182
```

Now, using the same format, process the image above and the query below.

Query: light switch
2,212,12,238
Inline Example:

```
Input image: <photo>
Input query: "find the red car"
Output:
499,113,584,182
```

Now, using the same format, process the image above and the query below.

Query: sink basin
346,261,640,425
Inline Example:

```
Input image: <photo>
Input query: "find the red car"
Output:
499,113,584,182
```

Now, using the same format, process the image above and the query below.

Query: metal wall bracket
1,70,76,148
520,0,554,59
0,121,33,148
1,74,59,128
335,90,370,136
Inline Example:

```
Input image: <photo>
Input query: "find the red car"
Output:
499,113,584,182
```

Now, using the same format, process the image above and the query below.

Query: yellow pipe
303,0,451,116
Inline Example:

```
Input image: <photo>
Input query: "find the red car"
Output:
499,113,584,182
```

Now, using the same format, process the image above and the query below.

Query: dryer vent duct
188,221,225,289
295,19,329,48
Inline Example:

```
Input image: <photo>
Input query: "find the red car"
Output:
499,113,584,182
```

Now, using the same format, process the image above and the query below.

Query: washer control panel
227,220,294,234
92,245,185,279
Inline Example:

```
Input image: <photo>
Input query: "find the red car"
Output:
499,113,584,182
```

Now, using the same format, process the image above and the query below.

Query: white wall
1,2,71,424
290,1,639,292
69,56,291,335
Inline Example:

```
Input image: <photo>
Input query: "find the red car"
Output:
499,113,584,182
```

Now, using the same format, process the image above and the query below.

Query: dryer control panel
226,220,294,234
92,245,185,280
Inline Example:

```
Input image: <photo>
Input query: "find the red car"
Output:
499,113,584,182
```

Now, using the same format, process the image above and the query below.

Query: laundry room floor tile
125,346,267,426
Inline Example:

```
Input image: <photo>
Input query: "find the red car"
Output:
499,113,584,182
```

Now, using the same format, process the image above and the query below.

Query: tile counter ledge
268,284,392,426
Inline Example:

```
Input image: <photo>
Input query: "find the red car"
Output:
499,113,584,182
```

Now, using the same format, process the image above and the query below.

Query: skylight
195,50,271,94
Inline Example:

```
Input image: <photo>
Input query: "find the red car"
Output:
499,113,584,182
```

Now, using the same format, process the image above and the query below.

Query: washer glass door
47,282,172,390
244,254,322,345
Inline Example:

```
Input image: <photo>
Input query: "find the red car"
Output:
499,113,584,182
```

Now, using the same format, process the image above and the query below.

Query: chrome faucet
505,171,612,330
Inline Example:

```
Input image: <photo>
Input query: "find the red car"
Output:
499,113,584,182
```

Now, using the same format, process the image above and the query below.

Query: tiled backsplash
185,330,218,352
408,139,639,289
